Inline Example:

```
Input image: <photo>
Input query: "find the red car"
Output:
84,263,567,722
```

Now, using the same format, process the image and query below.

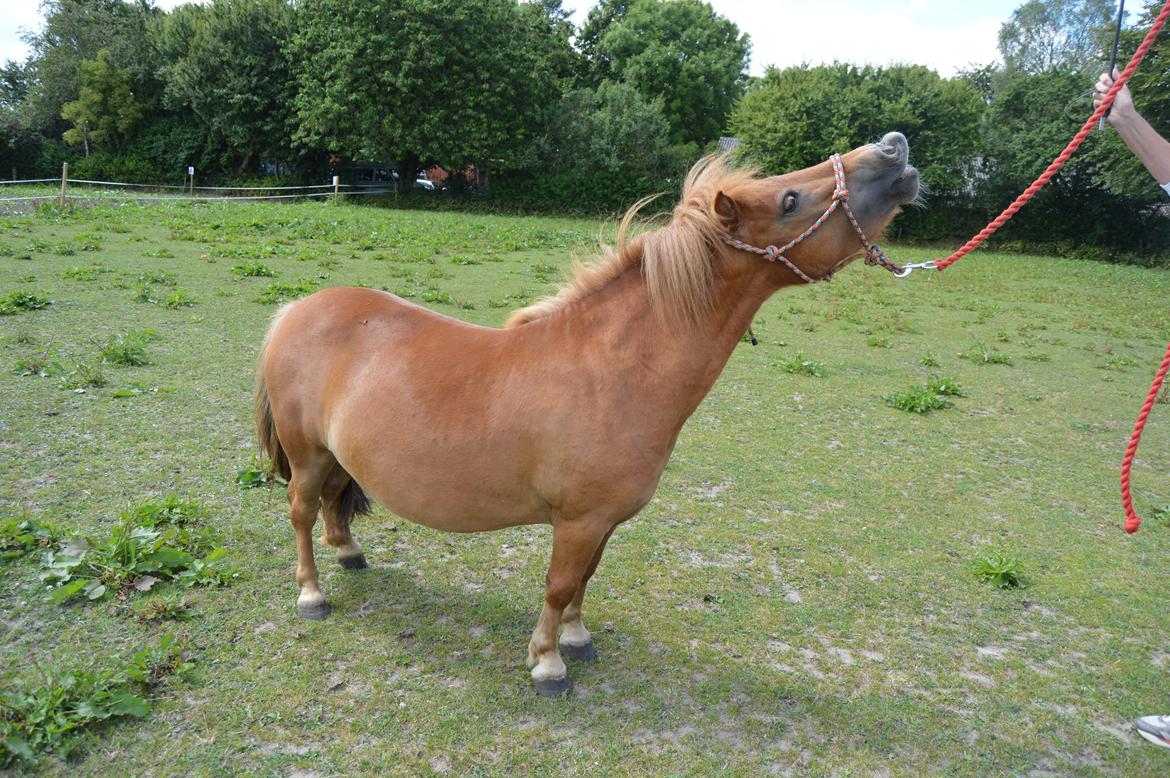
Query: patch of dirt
959,670,995,687
1091,719,1134,744
976,646,1009,660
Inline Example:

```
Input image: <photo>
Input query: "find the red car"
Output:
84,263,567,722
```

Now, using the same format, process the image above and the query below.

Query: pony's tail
254,367,291,483
255,309,291,483
254,306,372,527
339,479,372,524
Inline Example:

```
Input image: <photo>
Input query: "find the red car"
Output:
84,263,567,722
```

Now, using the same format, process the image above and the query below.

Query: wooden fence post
59,162,68,207
333,175,340,204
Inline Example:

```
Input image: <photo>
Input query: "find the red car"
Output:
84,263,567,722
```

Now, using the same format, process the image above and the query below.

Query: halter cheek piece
719,153,920,284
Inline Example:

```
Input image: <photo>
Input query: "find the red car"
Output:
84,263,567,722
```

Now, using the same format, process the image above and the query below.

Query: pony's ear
713,190,739,233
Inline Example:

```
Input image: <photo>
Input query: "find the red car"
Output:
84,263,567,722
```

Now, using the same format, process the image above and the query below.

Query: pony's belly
354,465,551,533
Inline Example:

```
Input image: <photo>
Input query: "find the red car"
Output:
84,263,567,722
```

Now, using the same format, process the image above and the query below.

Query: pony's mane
505,155,762,329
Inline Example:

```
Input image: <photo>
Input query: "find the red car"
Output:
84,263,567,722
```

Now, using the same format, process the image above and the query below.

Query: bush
69,153,160,184
885,386,953,414
0,292,51,316
98,331,158,367
484,169,671,216
973,554,1026,589
1,635,190,767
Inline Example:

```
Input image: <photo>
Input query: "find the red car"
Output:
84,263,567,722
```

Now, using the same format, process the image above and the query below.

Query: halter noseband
720,153,909,283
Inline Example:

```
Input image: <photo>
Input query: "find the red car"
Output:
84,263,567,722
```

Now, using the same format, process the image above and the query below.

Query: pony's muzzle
875,132,909,167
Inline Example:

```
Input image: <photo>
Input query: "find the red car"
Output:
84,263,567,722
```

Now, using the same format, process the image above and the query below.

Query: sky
0,0,1093,77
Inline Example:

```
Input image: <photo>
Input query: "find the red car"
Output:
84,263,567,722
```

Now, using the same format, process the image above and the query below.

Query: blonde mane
505,155,761,329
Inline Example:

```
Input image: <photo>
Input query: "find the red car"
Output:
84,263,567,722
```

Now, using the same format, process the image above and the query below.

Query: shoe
1136,715,1170,748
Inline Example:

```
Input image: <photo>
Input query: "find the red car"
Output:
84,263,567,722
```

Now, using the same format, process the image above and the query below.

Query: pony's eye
782,192,799,214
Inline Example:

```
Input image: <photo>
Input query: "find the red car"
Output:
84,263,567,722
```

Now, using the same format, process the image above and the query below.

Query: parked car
346,161,397,192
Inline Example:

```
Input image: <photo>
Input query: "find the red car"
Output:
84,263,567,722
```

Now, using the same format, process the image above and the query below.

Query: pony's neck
558,247,788,425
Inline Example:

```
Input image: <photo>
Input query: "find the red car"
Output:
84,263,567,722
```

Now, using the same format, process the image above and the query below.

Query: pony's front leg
558,528,614,662
527,519,610,696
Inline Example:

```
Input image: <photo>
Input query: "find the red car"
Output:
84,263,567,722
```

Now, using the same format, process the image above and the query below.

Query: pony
255,133,920,695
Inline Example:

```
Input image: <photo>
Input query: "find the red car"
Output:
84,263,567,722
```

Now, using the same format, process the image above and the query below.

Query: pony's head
709,132,919,279
505,134,919,330
636,132,919,325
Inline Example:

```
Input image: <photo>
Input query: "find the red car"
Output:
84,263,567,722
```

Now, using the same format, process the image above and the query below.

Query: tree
1084,0,1170,200
998,0,1115,74
156,0,297,175
21,0,158,138
975,67,1170,255
589,0,749,146
519,0,580,84
731,64,983,197
0,61,43,177
575,0,631,87
524,80,675,175
60,49,142,155
291,0,563,191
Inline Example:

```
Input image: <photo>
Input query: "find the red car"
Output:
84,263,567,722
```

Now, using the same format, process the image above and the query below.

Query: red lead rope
1121,344,1170,533
928,0,1170,533
932,0,1170,270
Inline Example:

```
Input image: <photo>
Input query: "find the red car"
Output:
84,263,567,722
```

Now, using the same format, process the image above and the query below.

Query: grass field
3,198,1170,775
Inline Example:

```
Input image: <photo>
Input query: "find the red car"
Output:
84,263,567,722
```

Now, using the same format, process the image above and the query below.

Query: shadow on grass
307,559,966,769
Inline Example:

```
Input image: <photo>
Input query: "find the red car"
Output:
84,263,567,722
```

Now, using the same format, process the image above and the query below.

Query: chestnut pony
256,133,920,695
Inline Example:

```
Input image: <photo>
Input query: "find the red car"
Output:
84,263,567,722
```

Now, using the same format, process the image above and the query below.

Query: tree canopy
731,64,984,198
581,0,749,147
157,0,297,174
291,0,564,187
60,49,141,155
998,0,1116,74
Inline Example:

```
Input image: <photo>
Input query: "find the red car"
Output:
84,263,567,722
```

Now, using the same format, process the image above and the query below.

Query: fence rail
0,166,395,205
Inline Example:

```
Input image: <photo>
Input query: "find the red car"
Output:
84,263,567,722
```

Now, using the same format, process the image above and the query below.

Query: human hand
1094,67,1136,126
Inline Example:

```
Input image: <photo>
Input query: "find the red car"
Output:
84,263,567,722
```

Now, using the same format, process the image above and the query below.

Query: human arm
1094,67,1170,187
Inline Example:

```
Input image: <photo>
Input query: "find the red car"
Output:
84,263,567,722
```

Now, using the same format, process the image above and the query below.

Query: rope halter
720,153,925,283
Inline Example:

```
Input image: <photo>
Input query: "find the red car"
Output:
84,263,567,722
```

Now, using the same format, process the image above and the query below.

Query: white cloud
0,1,42,65
1,0,202,65
563,0,1005,77
713,1,1004,76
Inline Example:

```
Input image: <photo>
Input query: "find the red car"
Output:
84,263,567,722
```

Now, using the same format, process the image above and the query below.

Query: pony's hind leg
527,518,611,696
320,464,370,570
288,451,335,620
559,528,614,663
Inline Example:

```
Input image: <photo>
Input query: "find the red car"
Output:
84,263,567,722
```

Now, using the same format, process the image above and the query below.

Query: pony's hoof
297,600,331,620
534,676,573,698
338,554,368,570
560,641,598,662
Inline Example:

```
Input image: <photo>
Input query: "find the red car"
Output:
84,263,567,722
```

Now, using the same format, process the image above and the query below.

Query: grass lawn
2,198,1170,775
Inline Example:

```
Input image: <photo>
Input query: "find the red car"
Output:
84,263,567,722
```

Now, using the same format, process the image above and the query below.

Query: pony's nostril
876,132,909,164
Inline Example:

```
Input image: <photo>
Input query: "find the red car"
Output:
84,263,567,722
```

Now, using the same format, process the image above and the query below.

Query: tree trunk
238,149,257,177
396,152,419,194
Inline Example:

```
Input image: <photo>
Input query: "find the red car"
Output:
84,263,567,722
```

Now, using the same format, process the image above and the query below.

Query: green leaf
74,700,102,720
105,691,149,717
201,548,226,563
85,583,107,600
48,578,87,604
146,547,192,570
4,736,35,762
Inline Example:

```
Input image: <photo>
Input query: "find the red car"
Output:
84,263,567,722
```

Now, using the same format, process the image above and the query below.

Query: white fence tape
61,178,354,191
0,182,394,204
